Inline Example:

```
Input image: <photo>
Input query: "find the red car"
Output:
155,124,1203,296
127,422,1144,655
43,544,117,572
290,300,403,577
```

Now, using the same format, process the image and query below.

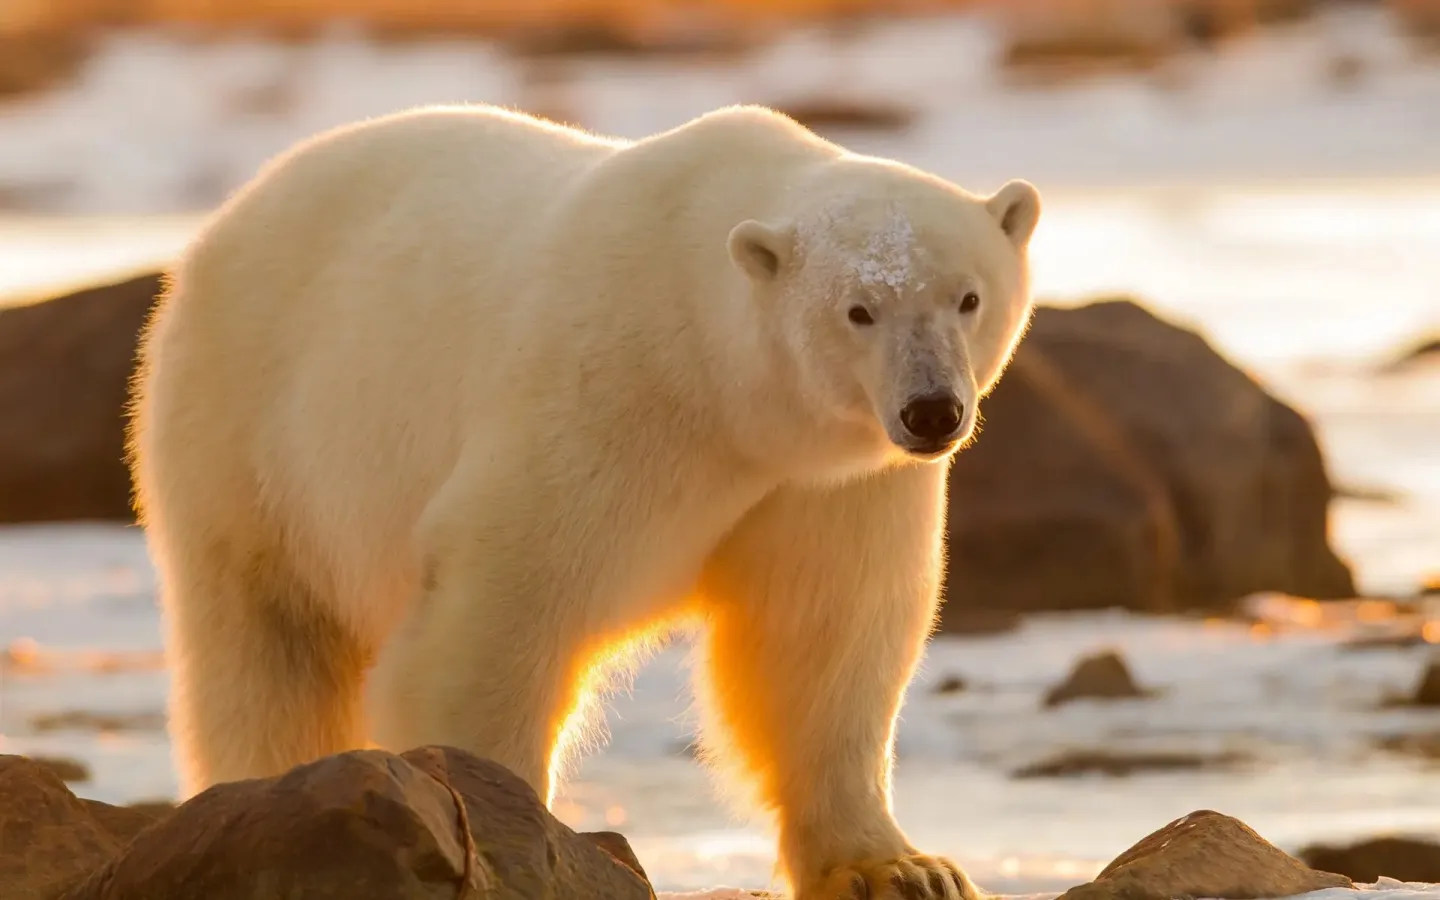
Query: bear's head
726,160,1041,466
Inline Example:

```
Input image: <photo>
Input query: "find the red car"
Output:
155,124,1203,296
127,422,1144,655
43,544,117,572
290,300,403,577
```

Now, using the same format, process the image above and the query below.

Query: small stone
670,739,702,759
1300,836,1440,883
1325,53,1366,89
29,710,167,733
936,608,1022,637
1043,650,1149,708
1056,809,1354,900
773,98,917,134
1412,659,1440,707
1010,749,1247,779
1375,732,1440,760
932,675,968,695
1339,628,1429,652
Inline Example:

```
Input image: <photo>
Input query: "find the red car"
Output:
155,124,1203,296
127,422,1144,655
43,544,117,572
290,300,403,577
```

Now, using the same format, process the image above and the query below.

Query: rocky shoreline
8,745,1438,900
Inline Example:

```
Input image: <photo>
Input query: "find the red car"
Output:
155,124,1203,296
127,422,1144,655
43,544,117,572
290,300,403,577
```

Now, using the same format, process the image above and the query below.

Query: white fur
127,104,1041,899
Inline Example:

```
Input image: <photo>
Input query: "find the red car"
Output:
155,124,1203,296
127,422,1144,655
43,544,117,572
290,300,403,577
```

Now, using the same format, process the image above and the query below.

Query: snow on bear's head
726,158,1041,464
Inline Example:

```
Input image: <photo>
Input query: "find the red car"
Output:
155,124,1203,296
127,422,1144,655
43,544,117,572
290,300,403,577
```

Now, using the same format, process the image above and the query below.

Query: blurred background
1,0,1438,894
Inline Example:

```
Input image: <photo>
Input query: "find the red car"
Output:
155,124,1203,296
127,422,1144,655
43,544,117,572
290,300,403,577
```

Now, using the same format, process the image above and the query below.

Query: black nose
900,392,963,441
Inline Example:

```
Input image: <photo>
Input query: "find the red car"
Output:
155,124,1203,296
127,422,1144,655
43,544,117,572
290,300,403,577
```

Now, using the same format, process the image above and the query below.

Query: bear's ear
727,220,794,283
986,179,1042,250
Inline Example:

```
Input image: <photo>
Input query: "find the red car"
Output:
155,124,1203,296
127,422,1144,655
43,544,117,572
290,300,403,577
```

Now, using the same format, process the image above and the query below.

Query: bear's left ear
727,220,794,283
986,179,1042,250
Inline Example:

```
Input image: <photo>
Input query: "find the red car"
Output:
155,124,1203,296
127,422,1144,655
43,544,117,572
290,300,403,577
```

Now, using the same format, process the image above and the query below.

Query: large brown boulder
0,756,165,900
942,298,1354,623
0,272,162,524
56,746,654,900
0,748,652,900
943,336,1182,618
1057,809,1353,900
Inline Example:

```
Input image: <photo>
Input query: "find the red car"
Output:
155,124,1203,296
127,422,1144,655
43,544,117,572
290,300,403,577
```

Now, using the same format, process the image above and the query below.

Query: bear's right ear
986,179,1042,250
727,220,794,283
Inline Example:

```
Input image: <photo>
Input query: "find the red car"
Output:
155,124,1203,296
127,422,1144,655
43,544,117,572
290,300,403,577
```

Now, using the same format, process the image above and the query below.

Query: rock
1043,650,1150,708
29,711,167,734
0,755,158,900
0,272,162,524
28,756,92,784
1411,659,1440,707
1299,836,1440,883
935,608,1023,637
932,675,968,695
1260,399,1356,601
76,801,168,846
1057,809,1353,900
669,738,702,759
943,298,1354,622
1374,732,1440,761
401,746,654,899
943,336,1182,621
1338,628,1431,652
1035,300,1352,605
505,22,752,61
1010,749,1248,779
0,33,90,101
1325,52,1366,90
772,98,918,134
996,6,1176,84
1331,483,1403,504
59,746,654,900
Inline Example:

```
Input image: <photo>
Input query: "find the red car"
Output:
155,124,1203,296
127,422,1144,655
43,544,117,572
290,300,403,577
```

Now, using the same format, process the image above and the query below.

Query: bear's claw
809,854,982,900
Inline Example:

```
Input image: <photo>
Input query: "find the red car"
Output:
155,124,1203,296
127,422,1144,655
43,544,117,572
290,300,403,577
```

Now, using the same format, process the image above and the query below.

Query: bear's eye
959,291,981,314
847,305,875,327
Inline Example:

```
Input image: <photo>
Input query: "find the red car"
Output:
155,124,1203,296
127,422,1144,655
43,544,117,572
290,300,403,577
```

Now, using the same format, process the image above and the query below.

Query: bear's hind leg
159,541,371,798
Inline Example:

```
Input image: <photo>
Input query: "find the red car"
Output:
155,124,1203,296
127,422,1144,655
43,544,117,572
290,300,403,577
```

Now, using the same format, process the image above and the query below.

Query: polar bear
127,103,1040,899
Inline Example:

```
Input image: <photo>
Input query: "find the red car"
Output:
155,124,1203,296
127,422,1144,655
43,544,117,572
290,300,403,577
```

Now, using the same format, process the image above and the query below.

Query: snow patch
854,208,920,292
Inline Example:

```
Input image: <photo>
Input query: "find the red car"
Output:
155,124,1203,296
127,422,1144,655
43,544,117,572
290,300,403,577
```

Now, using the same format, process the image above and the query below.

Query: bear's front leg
367,535,596,802
367,462,649,805
696,462,980,900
